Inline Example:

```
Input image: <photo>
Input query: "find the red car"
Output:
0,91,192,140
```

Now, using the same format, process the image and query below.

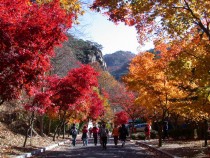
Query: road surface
33,138,157,158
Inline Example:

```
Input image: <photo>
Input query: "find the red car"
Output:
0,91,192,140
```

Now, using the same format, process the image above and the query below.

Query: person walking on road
112,125,119,146
119,124,128,147
89,127,93,138
82,125,88,146
144,123,151,141
69,123,75,137
99,124,109,149
92,125,99,146
163,121,169,139
69,124,78,146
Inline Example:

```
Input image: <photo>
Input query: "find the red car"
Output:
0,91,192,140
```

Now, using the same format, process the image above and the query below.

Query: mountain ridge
103,51,136,80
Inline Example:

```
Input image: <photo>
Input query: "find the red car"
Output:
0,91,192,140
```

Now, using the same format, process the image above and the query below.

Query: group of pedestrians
112,124,129,147
69,123,129,149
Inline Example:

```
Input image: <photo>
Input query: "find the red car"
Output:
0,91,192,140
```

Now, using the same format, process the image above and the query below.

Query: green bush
137,133,145,140
130,131,157,140
131,134,137,140
130,132,145,140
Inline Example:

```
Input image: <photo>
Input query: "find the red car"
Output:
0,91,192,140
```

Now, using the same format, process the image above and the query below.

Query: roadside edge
14,140,70,158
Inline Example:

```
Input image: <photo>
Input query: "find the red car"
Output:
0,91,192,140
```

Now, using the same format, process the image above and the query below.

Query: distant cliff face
52,35,107,76
83,45,107,70
103,51,136,80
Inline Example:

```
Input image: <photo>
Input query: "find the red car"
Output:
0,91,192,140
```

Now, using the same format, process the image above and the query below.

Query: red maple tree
88,91,105,120
114,111,129,125
48,65,99,110
0,0,73,104
23,91,52,146
45,65,100,140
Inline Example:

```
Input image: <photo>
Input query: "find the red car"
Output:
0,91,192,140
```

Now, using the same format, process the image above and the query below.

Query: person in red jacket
82,125,88,146
92,125,99,146
112,125,119,146
144,123,151,141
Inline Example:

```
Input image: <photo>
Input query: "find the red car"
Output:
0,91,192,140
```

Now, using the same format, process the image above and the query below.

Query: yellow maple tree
123,50,190,146
166,35,210,121
35,0,84,22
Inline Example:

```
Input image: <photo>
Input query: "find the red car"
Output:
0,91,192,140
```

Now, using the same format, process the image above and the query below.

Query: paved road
33,138,157,158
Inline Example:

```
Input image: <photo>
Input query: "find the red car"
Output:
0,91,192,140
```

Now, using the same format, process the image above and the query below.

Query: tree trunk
47,119,52,135
130,119,135,135
23,127,30,147
62,122,66,139
30,121,33,146
23,112,35,147
53,122,62,141
53,112,66,141
67,124,70,137
204,119,208,147
0,99,4,105
158,121,163,147
57,125,61,138
39,115,44,136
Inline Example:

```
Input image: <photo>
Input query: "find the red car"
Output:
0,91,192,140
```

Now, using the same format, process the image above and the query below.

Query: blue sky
70,6,154,55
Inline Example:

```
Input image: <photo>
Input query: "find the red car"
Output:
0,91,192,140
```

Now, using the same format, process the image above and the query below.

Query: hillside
51,34,107,77
103,51,136,80
0,35,109,157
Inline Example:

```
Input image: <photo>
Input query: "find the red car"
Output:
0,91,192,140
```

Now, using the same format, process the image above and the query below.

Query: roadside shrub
137,133,145,140
131,134,137,140
130,132,145,140
131,131,157,140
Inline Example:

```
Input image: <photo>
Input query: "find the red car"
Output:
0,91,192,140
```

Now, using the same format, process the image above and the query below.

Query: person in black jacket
119,124,129,147
99,124,109,149
163,121,169,139
69,124,78,146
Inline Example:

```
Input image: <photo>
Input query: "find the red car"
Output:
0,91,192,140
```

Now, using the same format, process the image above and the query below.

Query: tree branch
183,0,210,40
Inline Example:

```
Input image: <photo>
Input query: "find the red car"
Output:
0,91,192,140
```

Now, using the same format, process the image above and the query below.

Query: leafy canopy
0,0,73,103
35,0,84,22
91,0,210,43
123,50,188,121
